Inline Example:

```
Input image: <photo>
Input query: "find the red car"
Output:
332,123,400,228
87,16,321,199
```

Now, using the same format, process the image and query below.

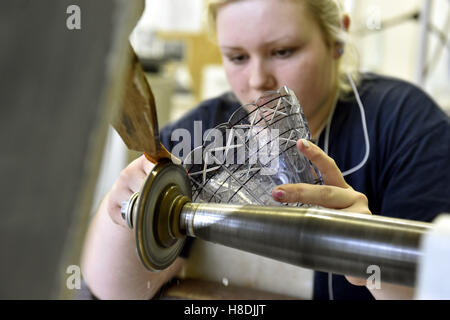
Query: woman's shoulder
357,72,431,102
337,72,449,151
353,72,448,123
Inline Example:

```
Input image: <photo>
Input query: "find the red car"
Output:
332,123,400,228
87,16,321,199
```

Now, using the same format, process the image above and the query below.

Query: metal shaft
180,203,432,287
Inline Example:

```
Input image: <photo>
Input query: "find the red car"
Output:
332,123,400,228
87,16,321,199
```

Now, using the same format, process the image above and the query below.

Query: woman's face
216,0,337,123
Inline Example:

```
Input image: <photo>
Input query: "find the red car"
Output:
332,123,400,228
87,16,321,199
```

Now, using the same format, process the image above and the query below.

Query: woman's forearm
80,194,184,300
367,283,415,300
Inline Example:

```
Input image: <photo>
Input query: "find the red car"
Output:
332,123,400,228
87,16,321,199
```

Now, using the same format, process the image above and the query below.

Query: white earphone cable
341,73,370,177
324,73,370,177
326,0,371,301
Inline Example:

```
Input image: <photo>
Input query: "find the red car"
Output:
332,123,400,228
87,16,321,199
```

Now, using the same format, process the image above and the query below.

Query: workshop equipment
114,54,436,288
121,160,432,287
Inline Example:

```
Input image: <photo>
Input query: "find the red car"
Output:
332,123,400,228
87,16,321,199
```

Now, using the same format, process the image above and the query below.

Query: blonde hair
205,0,360,97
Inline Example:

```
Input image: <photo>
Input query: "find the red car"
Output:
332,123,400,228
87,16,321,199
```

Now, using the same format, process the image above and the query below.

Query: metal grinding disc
134,160,192,271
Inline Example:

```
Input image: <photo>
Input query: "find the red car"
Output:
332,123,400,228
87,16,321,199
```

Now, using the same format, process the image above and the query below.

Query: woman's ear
342,14,351,32
333,14,351,59
334,43,345,59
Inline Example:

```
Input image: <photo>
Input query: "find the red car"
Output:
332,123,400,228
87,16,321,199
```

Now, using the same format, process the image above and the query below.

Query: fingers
139,154,155,176
115,156,151,193
107,155,155,227
272,183,368,211
297,139,348,188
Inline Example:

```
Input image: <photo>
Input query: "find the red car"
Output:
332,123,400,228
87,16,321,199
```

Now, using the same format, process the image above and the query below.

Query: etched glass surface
183,86,322,206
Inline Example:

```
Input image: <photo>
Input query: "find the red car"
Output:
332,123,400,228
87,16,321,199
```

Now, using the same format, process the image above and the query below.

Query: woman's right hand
106,154,155,227
81,154,187,299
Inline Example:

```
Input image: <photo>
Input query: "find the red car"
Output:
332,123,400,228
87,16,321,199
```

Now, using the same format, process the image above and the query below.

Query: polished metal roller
122,160,432,287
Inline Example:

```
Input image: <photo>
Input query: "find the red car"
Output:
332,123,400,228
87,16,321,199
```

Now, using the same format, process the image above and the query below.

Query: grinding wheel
133,160,192,271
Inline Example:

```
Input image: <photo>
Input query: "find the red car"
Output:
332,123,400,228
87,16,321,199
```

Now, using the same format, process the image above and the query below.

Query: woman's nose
248,59,276,91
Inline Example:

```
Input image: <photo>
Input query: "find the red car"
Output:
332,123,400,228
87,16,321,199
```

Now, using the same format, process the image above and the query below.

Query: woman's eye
272,48,294,58
228,54,248,64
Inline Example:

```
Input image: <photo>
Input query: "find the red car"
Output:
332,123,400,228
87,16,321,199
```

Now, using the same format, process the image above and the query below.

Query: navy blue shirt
160,73,450,300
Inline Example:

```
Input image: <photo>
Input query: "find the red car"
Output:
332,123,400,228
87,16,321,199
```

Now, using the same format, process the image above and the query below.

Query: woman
81,0,450,300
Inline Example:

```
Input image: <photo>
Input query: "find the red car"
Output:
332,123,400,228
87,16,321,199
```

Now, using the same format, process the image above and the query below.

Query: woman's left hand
272,139,371,286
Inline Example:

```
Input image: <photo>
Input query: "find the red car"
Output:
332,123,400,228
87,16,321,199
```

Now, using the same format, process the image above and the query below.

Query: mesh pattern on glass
183,86,322,206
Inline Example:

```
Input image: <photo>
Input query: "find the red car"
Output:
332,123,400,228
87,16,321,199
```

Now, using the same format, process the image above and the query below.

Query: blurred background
92,0,450,300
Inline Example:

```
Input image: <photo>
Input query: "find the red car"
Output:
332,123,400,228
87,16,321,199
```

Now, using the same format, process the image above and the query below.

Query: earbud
334,43,345,58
